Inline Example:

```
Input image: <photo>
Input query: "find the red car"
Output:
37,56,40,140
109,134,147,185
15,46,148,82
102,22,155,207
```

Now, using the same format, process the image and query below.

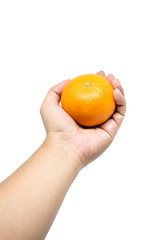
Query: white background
0,0,160,239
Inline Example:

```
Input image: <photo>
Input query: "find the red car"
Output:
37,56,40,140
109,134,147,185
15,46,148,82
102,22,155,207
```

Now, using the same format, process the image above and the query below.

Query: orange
61,74,116,127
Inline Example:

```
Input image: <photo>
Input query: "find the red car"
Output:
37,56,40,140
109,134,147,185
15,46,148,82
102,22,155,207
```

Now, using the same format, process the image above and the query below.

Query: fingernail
115,88,121,94
115,78,120,83
109,74,114,78
107,74,114,80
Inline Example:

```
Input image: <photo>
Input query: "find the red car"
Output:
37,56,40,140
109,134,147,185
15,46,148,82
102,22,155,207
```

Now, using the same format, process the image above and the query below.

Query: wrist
42,133,83,174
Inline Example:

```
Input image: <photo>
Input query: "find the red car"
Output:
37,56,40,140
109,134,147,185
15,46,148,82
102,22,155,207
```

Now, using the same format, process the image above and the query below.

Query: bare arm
0,137,80,240
0,71,126,239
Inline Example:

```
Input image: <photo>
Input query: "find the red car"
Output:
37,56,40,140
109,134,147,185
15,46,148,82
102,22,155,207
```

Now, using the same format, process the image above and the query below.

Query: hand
40,71,126,170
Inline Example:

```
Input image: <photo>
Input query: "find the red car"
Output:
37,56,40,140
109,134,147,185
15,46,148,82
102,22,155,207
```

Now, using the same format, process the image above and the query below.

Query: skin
0,71,126,239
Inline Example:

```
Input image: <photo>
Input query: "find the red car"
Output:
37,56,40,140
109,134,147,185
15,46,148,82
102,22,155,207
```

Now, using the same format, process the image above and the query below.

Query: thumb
47,79,71,105
40,79,71,133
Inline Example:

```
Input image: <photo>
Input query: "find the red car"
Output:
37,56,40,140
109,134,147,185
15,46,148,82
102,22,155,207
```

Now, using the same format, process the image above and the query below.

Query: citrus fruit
61,74,116,127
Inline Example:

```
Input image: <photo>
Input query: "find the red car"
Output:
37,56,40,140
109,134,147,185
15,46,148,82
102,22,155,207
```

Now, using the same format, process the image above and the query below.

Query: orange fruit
61,74,116,127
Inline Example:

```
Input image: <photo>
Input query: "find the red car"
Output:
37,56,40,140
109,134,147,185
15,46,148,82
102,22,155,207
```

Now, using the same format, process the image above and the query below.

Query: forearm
0,135,81,240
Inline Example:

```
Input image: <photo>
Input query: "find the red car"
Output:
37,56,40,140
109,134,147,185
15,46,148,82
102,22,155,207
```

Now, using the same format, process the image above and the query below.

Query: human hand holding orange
0,70,126,239
40,70,126,169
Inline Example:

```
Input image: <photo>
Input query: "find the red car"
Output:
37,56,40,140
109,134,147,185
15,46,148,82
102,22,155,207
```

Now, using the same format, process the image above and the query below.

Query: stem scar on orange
61,74,116,127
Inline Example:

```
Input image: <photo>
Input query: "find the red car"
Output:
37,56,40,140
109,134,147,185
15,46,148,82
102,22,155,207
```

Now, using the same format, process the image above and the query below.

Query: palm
41,71,126,166
54,106,112,164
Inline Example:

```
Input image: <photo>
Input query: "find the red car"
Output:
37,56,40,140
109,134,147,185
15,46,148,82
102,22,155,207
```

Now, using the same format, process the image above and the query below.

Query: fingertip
51,79,71,95
96,70,105,77
113,88,121,95
113,88,123,101
113,88,126,107
110,78,125,96
106,74,114,81
46,79,71,105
